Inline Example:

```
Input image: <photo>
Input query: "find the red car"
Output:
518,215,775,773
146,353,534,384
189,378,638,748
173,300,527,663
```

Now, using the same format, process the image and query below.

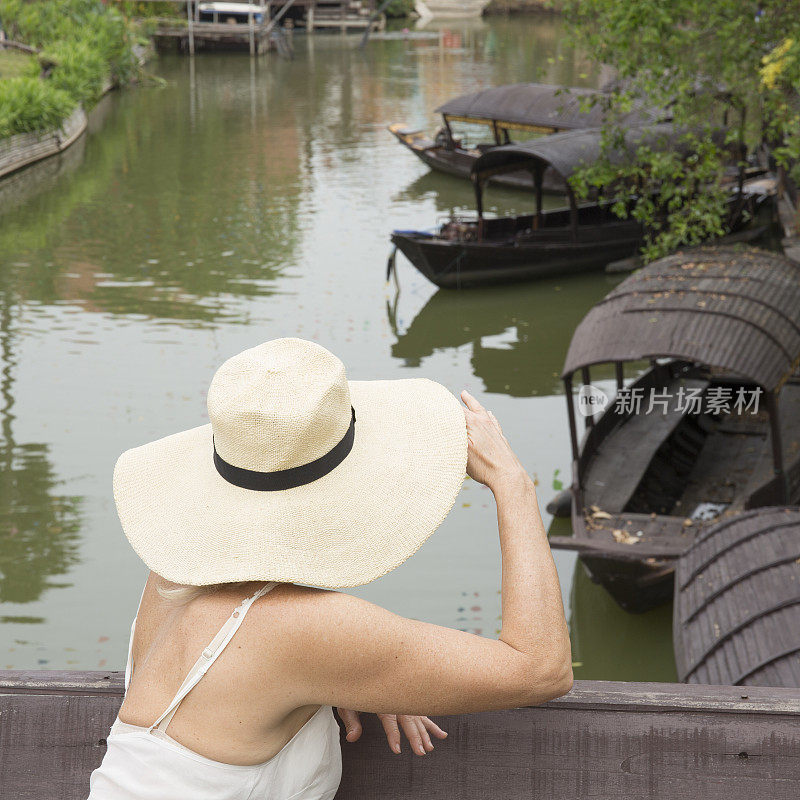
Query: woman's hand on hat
461,390,528,493
336,708,447,756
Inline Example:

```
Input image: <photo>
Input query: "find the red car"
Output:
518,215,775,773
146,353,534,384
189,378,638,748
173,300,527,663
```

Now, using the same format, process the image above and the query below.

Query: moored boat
390,126,775,289
388,83,663,191
415,1,490,19
197,2,267,24
549,247,800,613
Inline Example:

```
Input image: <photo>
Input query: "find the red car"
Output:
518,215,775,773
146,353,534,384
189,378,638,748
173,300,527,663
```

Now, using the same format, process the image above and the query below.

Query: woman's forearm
492,471,572,684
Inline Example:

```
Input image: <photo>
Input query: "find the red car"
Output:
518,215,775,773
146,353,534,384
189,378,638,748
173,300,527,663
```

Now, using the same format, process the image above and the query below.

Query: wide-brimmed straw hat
113,338,467,587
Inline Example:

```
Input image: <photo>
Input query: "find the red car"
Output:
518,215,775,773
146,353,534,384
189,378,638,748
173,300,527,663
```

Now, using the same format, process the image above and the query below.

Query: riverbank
0,1,142,178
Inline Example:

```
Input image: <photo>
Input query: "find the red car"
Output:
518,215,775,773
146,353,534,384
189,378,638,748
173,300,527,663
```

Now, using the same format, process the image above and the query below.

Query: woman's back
87,578,342,800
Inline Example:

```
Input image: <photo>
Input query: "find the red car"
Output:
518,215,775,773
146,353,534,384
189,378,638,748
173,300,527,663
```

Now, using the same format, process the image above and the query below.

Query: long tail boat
388,82,664,192
549,247,800,613
3,670,799,799
390,125,775,289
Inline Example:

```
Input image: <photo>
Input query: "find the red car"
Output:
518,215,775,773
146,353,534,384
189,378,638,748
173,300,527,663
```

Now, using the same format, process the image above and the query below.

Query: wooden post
307,2,315,31
534,163,543,227
249,5,255,55
581,367,593,428
186,0,195,55
568,188,579,242
564,374,580,479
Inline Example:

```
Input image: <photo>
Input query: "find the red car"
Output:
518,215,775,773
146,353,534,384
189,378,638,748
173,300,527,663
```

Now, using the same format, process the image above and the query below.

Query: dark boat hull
392,189,776,289
391,227,642,288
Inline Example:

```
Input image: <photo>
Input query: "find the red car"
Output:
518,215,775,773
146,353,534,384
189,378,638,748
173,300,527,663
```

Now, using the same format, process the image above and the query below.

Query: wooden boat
415,0,490,19
388,83,663,192
390,126,776,289
549,247,800,613
3,670,800,799
674,506,800,687
198,2,267,24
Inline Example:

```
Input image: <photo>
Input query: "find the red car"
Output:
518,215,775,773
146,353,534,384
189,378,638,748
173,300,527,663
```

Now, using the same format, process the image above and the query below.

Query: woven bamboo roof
435,83,661,130
674,506,800,687
563,247,800,391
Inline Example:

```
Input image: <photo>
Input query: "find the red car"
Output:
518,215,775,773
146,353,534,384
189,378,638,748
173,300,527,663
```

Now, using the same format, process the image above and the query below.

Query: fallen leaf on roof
612,529,640,545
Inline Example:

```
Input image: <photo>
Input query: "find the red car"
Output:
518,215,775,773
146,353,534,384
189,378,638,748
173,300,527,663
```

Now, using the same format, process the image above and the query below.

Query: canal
0,15,675,681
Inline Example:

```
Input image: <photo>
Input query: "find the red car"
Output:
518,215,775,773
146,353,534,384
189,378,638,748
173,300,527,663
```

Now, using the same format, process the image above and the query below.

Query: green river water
0,15,676,681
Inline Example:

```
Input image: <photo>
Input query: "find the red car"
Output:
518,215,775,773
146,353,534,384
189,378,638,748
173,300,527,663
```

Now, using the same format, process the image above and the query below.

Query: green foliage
0,77,76,138
2,0,139,83
115,1,178,17
0,0,140,136
562,0,800,259
30,41,107,105
383,0,416,18
0,48,33,80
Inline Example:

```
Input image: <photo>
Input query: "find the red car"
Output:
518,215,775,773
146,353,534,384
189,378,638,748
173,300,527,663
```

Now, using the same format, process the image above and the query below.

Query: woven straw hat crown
114,337,467,587
207,339,352,473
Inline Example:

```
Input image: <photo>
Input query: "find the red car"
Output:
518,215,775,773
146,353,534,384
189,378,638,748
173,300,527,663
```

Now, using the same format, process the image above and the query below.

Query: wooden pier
146,1,383,55
2,670,800,799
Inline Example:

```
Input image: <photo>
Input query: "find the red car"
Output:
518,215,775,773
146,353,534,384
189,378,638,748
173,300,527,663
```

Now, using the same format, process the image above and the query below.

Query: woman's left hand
336,708,447,756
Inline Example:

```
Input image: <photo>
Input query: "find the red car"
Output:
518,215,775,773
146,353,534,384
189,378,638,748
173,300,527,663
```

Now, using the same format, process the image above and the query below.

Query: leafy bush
31,41,107,105
0,77,76,138
0,0,139,136
383,0,416,18
2,0,138,84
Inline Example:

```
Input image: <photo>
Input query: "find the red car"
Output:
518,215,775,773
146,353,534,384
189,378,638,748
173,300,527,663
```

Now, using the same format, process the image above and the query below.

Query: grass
0,50,34,80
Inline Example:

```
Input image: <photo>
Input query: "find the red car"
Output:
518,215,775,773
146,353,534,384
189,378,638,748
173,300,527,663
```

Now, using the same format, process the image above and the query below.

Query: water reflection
0,298,81,605
569,560,677,682
0,15,675,674
0,58,307,324
389,274,617,397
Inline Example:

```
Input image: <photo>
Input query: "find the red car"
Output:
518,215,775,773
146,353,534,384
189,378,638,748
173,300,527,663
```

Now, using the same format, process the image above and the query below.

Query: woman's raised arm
281,391,572,717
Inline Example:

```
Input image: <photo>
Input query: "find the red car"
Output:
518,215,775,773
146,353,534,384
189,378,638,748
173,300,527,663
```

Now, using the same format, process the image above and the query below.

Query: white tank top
87,582,342,800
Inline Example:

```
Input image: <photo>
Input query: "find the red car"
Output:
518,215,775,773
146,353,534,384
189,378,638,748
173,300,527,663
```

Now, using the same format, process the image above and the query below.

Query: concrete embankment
0,106,88,180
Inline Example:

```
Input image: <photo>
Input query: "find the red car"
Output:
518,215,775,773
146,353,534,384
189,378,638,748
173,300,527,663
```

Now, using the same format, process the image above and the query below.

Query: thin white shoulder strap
124,583,148,694
149,582,277,734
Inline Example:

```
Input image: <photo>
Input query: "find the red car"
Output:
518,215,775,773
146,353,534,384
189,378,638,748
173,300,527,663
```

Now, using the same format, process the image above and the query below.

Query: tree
563,0,800,259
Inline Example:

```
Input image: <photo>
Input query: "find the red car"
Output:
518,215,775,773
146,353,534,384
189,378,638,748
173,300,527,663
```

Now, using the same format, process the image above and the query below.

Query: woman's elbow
546,661,574,699
516,657,573,706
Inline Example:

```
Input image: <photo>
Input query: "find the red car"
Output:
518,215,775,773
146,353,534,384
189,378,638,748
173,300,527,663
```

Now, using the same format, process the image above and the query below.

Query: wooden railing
2,671,799,799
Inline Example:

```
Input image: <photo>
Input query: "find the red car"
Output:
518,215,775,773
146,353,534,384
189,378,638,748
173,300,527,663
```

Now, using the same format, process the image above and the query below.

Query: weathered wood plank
1,672,799,799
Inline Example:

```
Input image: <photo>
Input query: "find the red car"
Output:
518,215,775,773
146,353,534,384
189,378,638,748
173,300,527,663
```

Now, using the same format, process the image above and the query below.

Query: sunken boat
549,247,800,613
4,670,800,799
388,83,662,192
390,126,775,289
674,506,800,687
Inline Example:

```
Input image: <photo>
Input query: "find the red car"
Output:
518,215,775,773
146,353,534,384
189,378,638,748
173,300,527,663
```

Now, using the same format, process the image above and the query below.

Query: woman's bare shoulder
261,583,378,622
250,583,402,650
